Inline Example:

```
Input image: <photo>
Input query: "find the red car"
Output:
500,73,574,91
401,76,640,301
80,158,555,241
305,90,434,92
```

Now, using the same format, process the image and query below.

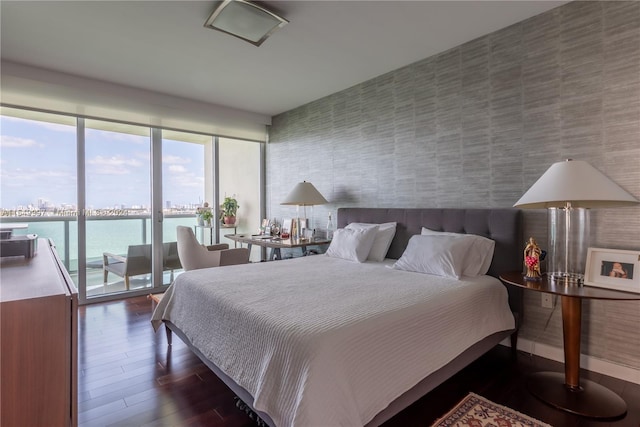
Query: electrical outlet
541,293,553,308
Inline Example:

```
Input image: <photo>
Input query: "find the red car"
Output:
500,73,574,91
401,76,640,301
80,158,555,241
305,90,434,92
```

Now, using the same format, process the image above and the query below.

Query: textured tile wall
268,1,640,370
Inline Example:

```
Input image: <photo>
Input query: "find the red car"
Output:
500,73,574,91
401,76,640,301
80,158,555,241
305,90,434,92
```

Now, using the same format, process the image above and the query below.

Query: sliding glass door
84,119,152,297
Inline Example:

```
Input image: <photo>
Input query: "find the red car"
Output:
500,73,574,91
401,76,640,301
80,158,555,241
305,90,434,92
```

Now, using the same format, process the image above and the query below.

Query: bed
152,207,523,427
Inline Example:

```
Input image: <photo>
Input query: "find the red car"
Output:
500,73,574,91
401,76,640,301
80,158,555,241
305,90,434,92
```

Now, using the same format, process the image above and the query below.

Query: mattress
152,255,515,427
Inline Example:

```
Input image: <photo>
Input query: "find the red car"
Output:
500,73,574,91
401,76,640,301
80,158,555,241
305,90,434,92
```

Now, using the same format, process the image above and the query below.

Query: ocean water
12,217,194,271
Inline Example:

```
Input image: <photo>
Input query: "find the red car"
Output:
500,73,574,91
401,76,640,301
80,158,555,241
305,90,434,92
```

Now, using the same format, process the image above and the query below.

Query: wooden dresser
1,239,78,427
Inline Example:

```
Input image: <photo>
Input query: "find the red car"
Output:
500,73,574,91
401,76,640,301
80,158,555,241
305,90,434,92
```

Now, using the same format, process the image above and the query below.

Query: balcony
0,214,195,298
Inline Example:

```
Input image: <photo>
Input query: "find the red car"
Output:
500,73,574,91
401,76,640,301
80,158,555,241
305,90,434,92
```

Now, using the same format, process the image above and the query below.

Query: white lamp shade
281,181,328,206
514,160,639,209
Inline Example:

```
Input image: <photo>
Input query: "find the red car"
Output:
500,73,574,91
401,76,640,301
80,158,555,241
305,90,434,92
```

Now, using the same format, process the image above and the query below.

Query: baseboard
499,338,640,385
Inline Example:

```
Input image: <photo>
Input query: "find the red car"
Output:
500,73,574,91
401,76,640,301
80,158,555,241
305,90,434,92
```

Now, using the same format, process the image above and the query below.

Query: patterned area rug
431,392,553,427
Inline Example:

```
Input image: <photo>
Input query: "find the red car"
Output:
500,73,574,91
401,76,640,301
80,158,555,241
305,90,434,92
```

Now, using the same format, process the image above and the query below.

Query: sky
0,115,205,210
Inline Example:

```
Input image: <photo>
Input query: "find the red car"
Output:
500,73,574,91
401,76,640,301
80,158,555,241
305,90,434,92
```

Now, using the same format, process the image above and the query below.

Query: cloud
135,151,150,162
0,135,37,148
165,170,204,196
87,155,143,175
168,165,187,173
1,167,74,187
163,155,191,165
163,160,203,201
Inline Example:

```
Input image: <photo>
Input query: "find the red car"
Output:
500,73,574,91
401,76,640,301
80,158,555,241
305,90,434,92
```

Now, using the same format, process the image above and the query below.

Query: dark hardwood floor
79,296,640,427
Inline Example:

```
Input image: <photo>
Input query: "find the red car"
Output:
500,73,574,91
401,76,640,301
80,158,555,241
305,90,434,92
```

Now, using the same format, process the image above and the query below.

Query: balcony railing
0,214,196,273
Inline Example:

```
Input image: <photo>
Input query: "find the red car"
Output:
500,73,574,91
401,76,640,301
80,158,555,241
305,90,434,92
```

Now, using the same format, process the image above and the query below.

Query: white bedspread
152,255,514,427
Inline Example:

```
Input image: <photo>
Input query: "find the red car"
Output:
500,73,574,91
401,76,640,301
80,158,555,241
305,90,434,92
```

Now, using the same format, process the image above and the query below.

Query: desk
224,234,331,261
500,272,640,419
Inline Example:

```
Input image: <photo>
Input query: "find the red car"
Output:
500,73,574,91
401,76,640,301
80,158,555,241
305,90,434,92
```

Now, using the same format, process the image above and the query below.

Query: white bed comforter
152,255,514,427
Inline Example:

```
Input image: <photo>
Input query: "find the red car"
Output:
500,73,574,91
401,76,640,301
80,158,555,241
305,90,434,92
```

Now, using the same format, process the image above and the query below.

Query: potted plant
221,196,239,225
200,209,214,227
196,202,213,226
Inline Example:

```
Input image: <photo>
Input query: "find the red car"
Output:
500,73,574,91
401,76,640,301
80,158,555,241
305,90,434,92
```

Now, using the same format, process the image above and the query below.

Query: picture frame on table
584,247,640,294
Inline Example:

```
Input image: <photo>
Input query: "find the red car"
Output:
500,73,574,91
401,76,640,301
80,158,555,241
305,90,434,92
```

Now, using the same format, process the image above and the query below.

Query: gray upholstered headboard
337,208,522,276
337,208,524,317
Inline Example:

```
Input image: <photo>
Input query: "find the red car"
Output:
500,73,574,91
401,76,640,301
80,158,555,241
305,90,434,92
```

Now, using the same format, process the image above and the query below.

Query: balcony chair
176,225,249,271
103,244,153,290
162,241,182,283
103,242,183,290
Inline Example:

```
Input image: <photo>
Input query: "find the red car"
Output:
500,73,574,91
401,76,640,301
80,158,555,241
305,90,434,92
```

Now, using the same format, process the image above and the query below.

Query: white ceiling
1,1,567,118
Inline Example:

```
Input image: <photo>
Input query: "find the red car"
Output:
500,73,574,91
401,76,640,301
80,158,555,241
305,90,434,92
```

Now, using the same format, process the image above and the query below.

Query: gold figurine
524,237,542,280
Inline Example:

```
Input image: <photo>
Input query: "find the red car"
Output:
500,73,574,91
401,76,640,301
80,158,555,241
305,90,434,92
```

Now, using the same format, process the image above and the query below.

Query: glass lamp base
548,272,584,285
547,207,589,286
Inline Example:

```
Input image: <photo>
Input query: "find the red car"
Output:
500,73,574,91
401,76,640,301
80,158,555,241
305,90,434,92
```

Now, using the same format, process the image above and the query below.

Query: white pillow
325,226,379,263
421,227,495,276
392,235,471,279
345,222,397,262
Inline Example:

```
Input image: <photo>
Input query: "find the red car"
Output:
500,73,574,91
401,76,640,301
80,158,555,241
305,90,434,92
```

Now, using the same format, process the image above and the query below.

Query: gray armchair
176,226,249,271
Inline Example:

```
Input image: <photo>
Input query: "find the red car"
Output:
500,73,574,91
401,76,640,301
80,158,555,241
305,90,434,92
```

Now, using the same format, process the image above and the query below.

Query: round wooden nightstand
500,272,640,420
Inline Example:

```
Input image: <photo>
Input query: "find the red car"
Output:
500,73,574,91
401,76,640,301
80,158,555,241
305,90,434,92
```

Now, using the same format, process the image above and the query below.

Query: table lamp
514,159,638,284
281,181,328,239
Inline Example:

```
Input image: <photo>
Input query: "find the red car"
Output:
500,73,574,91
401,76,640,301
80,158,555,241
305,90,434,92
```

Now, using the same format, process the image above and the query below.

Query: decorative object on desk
291,218,298,240
326,212,334,240
431,392,552,427
281,181,328,239
196,202,213,226
280,218,292,239
584,247,640,293
302,228,314,240
221,196,239,225
514,159,638,285
270,218,280,236
260,218,270,235
523,237,542,281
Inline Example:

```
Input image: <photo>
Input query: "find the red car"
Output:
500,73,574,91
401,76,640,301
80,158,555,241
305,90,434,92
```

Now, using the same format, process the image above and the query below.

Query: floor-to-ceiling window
0,108,78,276
1,106,264,303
